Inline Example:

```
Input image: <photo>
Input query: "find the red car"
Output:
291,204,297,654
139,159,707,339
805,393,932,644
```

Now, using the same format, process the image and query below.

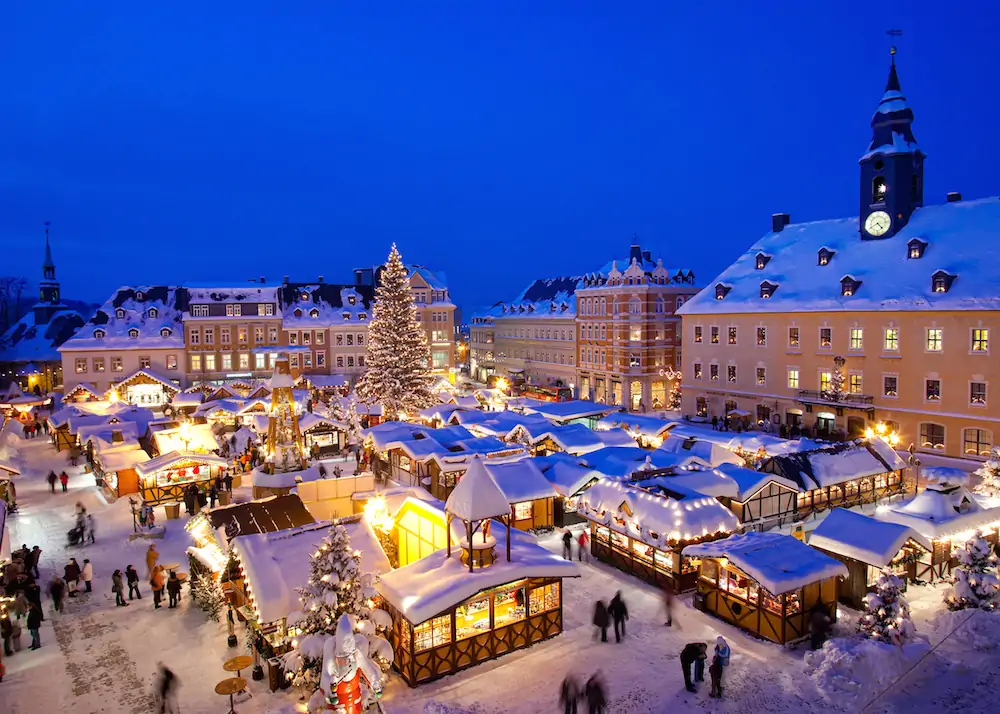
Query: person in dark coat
810,604,832,650
166,571,182,608
26,546,41,579
562,530,573,560
208,482,218,509
47,471,57,493
182,485,195,515
608,591,629,643
680,642,708,692
125,565,142,600
49,576,65,612
156,663,178,714
584,673,606,714
592,600,609,642
709,655,724,698
112,570,128,607
25,581,42,620
559,674,580,714
64,559,81,597
223,472,233,492
1,614,13,656
26,602,42,650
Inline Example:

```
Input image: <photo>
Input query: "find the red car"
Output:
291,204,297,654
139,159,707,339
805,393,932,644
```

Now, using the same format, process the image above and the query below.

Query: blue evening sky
3,2,998,316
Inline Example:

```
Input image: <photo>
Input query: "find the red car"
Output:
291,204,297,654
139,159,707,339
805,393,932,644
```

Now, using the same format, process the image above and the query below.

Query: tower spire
43,221,55,273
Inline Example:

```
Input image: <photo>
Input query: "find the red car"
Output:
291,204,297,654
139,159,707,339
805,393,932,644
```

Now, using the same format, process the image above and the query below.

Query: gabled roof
0,309,84,362
762,439,906,491
278,283,375,327
206,493,316,540
809,508,929,567
445,456,511,521
484,459,555,504
877,482,1000,540
135,450,227,477
523,399,619,423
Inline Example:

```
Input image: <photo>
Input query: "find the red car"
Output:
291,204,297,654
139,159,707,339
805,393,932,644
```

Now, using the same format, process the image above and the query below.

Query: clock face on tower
864,210,891,237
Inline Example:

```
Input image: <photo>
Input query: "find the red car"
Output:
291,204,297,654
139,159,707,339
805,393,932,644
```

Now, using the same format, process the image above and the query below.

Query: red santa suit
319,614,383,714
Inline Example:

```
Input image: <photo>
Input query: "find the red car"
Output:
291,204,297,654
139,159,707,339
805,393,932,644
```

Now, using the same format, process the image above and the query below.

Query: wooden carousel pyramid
444,455,512,571
265,354,306,473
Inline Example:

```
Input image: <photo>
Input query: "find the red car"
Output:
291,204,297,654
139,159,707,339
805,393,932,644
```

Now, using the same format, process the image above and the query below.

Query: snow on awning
683,531,848,595
135,451,228,477
808,508,929,567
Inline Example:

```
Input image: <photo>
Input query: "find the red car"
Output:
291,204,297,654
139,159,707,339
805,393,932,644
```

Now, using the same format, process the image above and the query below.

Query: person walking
151,566,166,609
223,471,233,492
559,674,580,714
47,471,57,493
126,565,142,600
86,514,96,544
12,591,28,621
714,636,731,683
145,544,160,580
208,481,218,509
1,613,13,656
584,673,606,714
26,546,41,579
608,591,629,643
156,663,179,714
577,530,589,562
680,642,708,693
709,654,724,698
592,600,610,643
82,559,94,593
663,581,675,627
562,530,573,560
64,559,81,597
26,602,42,650
166,571,181,609
111,570,128,607
59,471,69,492
49,576,66,613
810,604,831,651
9,617,21,653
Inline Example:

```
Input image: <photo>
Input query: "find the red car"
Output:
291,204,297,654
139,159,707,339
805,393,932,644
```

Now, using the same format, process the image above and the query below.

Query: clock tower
859,50,924,240
34,222,63,325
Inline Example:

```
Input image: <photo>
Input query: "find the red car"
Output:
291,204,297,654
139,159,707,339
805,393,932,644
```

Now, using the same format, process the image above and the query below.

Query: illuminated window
883,376,898,397
884,328,899,351
75,358,87,374
820,372,831,392
788,327,799,347
222,353,232,370
694,326,703,343
926,328,943,352
204,354,216,371
849,374,863,394
787,368,799,389
191,355,202,371
166,355,177,370
529,583,560,614
513,502,533,520
255,353,266,369
710,364,719,381
727,365,737,383
970,382,987,406
757,327,767,346
413,615,451,651
919,422,945,450
710,327,719,344
111,357,123,372
925,379,941,401
756,367,766,385
850,328,863,350
693,363,703,379
728,327,737,345
820,328,832,348
972,329,989,353
963,428,992,457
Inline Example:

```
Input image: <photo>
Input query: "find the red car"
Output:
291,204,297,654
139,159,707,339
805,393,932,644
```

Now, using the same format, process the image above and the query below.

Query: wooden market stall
809,508,931,608
110,368,181,408
63,382,103,404
579,479,740,592
95,447,149,498
876,467,1000,581
683,531,848,645
484,459,556,531
298,413,348,457
535,455,601,528
135,451,228,506
377,457,579,686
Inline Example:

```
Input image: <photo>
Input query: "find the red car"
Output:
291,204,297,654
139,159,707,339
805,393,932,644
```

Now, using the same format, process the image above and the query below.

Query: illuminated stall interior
684,531,847,645
135,451,227,506
111,368,180,407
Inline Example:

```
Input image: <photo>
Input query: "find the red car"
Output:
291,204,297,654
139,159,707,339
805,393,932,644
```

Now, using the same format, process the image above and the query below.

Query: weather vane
887,29,903,58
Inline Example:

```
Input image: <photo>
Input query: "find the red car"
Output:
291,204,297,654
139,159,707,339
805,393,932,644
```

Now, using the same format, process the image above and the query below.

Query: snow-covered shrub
858,569,916,644
804,637,928,710
973,448,1000,499
945,530,1000,611
190,575,227,622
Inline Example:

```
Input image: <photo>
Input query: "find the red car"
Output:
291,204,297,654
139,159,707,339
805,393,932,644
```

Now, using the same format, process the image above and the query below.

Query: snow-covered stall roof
633,466,740,500
714,462,801,500
445,456,511,521
809,508,929,567
135,451,228,477
251,465,321,490
535,454,602,498
877,482,1000,540
676,196,1000,316
594,428,639,449
762,439,906,491
297,413,345,433
451,409,552,436
580,479,739,549
418,403,467,423
207,493,316,539
523,399,619,423
581,446,710,480
449,395,480,409
665,424,814,457
151,422,219,454
377,524,578,625
597,413,677,438
484,460,555,504
97,448,149,473
76,421,140,449
46,405,83,430
170,391,205,408
683,532,849,595
658,436,744,468
63,383,102,401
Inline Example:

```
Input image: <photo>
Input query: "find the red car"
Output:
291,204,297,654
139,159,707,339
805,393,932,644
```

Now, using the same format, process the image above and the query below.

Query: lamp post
128,497,139,534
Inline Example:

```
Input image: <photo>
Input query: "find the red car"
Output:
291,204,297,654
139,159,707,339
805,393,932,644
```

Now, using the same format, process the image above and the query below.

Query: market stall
684,531,847,645
95,447,149,498
135,451,228,506
298,413,348,457
110,367,181,407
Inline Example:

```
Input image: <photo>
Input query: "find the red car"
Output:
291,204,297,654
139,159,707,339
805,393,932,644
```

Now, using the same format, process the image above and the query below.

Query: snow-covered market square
0,242,998,714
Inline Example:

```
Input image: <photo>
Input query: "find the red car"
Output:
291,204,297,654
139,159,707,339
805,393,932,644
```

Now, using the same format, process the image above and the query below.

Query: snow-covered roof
597,413,677,439
184,285,279,312
490,276,583,321
60,286,186,350
658,436,744,467
683,532,849,595
581,445,711,480
809,508,929,567
303,374,348,389
877,483,1000,540
76,421,140,448
251,465,322,489
523,399,619,423
484,459,555,504
277,283,374,327
0,308,84,362
135,451,227,477
445,456,511,521
678,197,1000,315
455,410,554,437
714,462,800,500
111,368,181,394
97,447,150,473
764,440,906,491
535,453,602,498
171,391,205,408
580,479,739,549
664,424,816,456
417,404,466,423
633,466,740,500
298,413,345,433
151,422,219,454
448,395,480,409
377,524,578,625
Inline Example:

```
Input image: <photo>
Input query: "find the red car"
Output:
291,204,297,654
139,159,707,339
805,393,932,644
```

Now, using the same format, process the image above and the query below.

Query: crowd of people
2,545,47,656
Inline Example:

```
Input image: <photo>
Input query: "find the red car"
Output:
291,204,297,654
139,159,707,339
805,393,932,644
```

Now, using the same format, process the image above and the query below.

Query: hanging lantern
193,465,200,475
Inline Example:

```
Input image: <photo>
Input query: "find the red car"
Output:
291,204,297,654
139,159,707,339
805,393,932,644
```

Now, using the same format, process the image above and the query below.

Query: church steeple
858,49,925,240
34,222,62,325
42,221,56,281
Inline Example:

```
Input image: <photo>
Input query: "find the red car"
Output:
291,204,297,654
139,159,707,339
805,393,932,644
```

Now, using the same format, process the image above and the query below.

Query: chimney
318,275,324,284
259,276,266,284
629,244,643,264
946,192,962,203
771,213,791,232
282,275,290,285
642,250,652,264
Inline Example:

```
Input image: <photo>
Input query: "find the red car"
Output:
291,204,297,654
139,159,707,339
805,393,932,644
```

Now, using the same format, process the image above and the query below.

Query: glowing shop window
493,585,526,628
413,615,451,651
513,501,533,521
529,583,560,614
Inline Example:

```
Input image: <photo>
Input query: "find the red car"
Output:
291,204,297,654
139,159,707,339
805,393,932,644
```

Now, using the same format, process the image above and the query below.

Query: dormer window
160,327,172,337
908,238,927,259
755,253,771,270
309,308,319,318
115,308,126,319
301,292,309,301
358,312,367,320
135,291,145,300
343,312,351,320
93,329,106,340
293,308,303,318
818,248,835,266
931,270,956,293
841,276,861,297
348,295,356,305
147,307,158,318
128,328,140,339
714,284,731,300
759,281,778,299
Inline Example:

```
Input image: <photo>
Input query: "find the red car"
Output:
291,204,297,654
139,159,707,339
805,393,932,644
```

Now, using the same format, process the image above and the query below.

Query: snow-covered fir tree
667,384,682,411
191,574,228,622
946,530,1000,612
859,569,916,644
822,356,846,403
283,523,393,690
973,447,1000,500
345,396,363,449
356,244,435,421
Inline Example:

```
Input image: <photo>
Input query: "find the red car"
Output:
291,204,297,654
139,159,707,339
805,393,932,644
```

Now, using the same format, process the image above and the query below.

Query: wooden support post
506,514,512,562
467,519,473,573
446,513,452,559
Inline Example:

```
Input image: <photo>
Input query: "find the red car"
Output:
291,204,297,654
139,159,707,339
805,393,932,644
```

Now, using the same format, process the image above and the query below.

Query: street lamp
179,421,193,451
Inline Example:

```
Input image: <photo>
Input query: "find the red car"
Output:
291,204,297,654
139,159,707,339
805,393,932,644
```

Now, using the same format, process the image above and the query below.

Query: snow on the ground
3,432,999,714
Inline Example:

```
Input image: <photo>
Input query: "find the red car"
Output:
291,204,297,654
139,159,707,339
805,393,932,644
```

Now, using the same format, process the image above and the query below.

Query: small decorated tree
355,244,435,420
667,384,682,411
946,530,1000,611
973,447,1000,500
823,356,846,403
859,569,916,644
283,523,393,694
345,396,363,449
191,574,227,622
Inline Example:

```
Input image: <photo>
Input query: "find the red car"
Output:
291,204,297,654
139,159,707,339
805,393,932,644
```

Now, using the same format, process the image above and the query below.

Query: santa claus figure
318,614,384,714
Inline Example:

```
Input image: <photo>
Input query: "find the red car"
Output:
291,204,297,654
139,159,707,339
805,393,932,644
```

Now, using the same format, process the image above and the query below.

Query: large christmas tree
283,523,393,690
356,245,435,421
973,447,1000,499
946,530,1000,612
859,569,916,645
